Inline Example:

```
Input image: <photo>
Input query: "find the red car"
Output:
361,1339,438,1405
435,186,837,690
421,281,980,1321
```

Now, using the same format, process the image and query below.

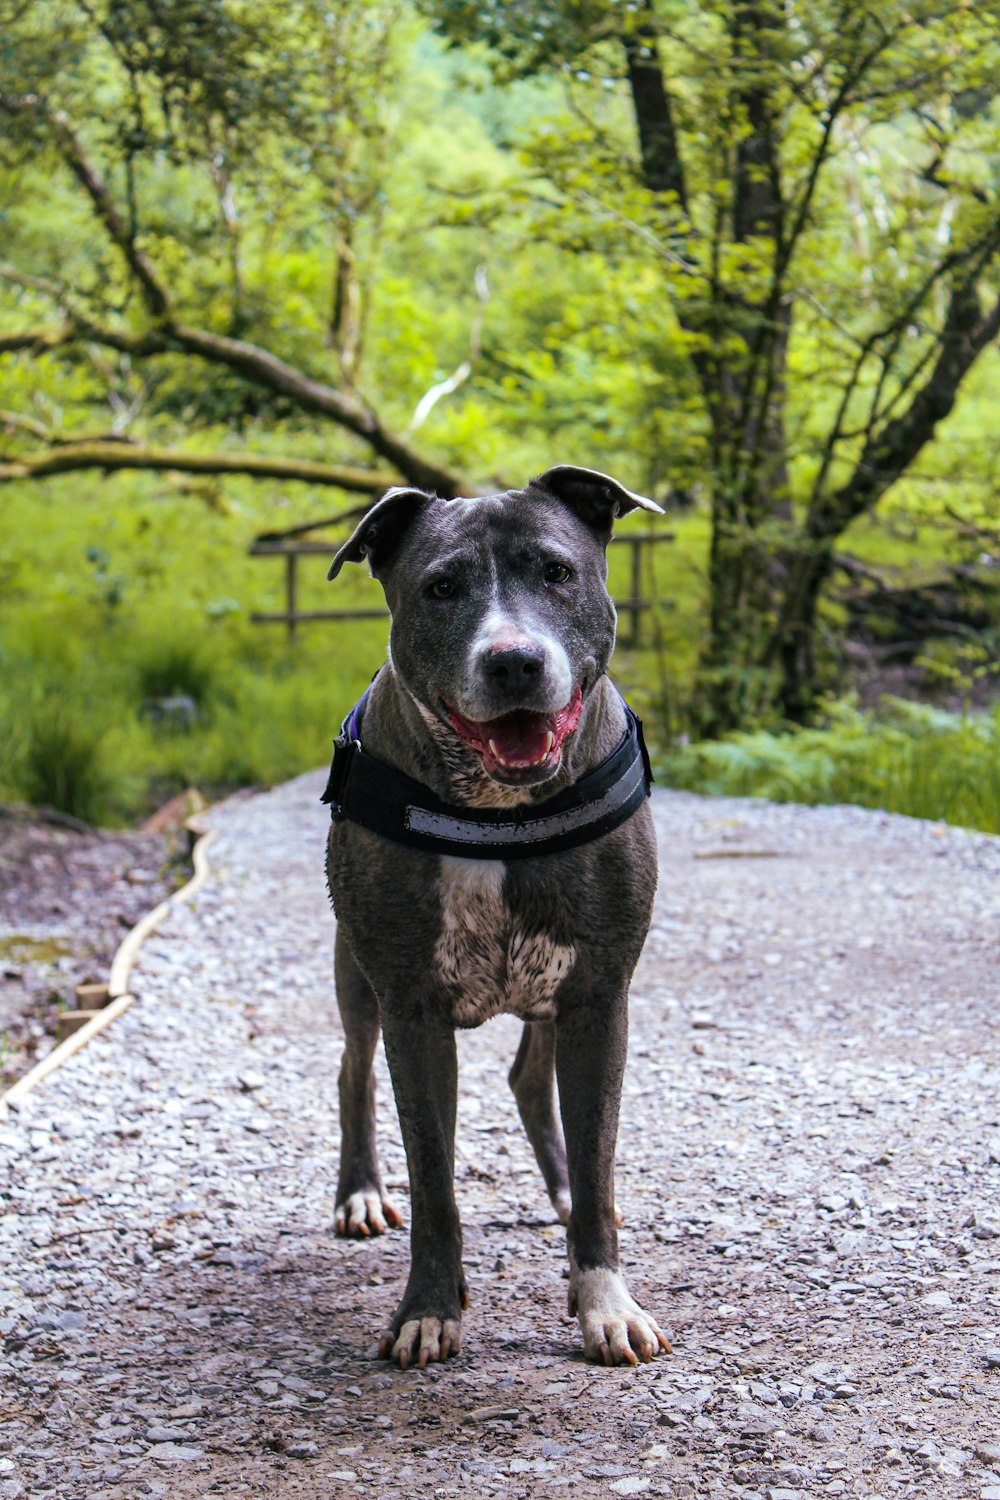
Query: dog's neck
359,666,626,811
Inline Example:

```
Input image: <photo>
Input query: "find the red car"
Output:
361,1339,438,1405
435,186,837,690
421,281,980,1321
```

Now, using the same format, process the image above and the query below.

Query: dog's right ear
328,487,434,580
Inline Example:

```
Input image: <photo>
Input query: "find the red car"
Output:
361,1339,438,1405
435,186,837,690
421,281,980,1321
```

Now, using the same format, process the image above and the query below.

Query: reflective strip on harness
404,753,646,846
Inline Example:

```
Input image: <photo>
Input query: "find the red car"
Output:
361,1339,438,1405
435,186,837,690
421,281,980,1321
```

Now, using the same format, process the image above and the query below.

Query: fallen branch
0,98,474,496
0,441,401,492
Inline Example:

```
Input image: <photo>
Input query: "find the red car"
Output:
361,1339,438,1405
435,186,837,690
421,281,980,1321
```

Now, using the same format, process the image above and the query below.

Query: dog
323,464,670,1369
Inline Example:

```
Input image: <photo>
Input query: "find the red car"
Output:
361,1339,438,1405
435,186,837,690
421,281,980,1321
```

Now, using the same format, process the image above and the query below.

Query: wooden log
56,1009,104,1043
74,981,110,1008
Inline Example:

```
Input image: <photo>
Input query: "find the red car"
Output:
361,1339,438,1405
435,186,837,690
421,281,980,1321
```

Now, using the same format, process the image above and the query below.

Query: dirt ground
0,807,178,1085
1,773,999,1500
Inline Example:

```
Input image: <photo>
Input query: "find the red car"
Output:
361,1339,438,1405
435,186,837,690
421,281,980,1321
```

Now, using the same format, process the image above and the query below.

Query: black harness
321,685,653,861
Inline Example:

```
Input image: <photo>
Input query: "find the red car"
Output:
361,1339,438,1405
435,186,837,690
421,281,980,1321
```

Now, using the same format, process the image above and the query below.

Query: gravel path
2,774,999,1500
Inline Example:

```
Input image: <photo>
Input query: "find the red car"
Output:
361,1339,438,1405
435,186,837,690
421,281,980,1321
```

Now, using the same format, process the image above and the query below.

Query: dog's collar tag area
321,685,653,860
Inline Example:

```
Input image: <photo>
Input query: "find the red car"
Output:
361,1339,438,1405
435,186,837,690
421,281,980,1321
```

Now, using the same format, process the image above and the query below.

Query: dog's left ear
530,465,663,533
328,486,434,580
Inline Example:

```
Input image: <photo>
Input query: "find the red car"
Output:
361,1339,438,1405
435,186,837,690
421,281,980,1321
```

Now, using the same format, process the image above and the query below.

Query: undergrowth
2,472,998,834
664,698,1000,835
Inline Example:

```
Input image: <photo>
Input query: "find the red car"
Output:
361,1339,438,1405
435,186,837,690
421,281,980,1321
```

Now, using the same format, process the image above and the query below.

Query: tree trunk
697,505,785,735
766,540,836,723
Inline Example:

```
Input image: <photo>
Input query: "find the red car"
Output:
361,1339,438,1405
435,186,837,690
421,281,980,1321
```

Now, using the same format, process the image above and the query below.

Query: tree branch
0,410,58,441
46,105,173,321
815,283,1000,536
805,227,1000,515
0,96,471,495
405,265,489,434
0,440,400,491
1,307,471,493
731,18,895,490
166,323,470,493
731,3,785,248
0,326,74,354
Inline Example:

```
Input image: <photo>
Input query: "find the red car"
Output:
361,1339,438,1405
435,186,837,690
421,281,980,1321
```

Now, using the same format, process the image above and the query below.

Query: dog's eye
429,577,457,599
544,561,572,585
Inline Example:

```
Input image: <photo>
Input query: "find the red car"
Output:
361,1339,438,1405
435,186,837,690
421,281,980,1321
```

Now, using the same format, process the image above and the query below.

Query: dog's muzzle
444,687,583,778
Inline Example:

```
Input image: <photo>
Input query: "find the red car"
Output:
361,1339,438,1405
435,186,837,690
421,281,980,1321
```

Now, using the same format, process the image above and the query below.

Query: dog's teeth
545,731,555,753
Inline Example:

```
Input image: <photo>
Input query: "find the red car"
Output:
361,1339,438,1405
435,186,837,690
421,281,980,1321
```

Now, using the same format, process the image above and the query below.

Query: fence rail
249,528,673,647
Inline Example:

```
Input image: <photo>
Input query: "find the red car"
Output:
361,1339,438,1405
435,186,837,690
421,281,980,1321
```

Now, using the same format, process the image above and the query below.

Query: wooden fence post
249,527,674,639
285,552,298,643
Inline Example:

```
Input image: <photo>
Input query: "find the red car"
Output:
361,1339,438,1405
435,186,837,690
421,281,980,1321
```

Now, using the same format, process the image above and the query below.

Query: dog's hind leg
509,1022,572,1225
334,931,403,1238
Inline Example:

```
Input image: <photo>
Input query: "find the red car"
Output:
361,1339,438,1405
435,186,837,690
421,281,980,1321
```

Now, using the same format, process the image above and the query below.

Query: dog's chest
435,858,575,1027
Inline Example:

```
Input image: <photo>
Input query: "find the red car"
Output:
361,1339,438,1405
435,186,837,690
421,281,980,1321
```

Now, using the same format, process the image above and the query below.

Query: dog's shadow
104,1215,582,1441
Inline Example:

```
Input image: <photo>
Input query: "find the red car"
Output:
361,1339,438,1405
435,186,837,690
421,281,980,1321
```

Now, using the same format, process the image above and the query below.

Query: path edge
0,820,218,1117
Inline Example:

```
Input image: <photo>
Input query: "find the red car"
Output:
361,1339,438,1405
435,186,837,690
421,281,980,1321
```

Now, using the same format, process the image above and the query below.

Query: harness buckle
320,734,359,813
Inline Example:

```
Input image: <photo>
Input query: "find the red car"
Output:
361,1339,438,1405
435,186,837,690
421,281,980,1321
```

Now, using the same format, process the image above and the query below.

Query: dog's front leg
556,992,670,1366
378,1002,467,1369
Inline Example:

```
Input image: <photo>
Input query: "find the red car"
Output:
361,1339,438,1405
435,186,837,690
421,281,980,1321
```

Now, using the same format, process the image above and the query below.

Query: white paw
569,1268,671,1366
334,1190,403,1238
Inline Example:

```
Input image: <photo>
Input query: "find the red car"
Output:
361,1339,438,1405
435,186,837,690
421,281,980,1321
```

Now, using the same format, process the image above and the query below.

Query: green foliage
664,699,1000,835
423,0,1000,722
133,636,219,706
13,696,114,825
0,464,706,824
0,466,396,822
2,0,999,795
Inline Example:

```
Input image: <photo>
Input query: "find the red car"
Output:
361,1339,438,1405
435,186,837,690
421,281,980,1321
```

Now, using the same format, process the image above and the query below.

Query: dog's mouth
445,687,583,782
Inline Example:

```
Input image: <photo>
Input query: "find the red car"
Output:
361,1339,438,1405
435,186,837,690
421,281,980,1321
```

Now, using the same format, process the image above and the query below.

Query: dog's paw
379,1316,462,1370
553,1190,572,1226
569,1268,671,1367
334,1189,403,1238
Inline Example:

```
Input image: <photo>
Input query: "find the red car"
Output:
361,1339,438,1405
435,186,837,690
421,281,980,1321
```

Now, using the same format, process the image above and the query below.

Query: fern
665,698,1000,835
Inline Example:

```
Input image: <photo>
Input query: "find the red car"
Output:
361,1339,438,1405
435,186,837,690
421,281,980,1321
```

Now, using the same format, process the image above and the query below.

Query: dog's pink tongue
484,711,552,768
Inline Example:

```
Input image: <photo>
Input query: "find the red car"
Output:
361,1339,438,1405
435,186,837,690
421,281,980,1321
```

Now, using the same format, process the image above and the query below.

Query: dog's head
329,466,662,788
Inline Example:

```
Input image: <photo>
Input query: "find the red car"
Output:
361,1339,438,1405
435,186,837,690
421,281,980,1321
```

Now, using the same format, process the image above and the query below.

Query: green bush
134,637,220,706
17,696,115,824
664,698,1000,835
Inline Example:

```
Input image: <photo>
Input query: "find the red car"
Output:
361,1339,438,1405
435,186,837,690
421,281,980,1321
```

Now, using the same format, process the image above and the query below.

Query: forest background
1,0,999,833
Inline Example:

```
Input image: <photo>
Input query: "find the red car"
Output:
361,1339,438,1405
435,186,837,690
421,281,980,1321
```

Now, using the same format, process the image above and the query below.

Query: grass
0,628,382,825
663,697,1000,835
2,468,998,834
134,637,221,705
0,465,702,825
0,467,397,822
14,696,114,825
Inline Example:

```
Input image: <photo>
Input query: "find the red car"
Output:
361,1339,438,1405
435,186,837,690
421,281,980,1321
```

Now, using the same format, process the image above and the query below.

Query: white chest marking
435,857,575,1026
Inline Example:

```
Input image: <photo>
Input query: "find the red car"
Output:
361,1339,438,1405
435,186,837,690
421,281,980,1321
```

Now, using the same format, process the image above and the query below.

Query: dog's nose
482,643,546,682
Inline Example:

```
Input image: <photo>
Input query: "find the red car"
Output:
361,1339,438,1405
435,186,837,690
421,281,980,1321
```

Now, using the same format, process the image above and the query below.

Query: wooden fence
250,526,673,648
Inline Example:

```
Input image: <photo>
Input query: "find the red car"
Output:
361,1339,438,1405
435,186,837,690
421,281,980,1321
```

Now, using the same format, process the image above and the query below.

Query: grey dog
324,464,670,1369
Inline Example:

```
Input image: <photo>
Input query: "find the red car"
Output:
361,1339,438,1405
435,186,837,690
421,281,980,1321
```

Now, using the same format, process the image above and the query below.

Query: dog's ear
328,486,434,580
530,465,663,533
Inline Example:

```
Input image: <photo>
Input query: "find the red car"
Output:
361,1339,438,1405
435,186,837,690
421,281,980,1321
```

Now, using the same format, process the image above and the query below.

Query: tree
0,0,474,497
3,0,1000,729
427,0,1000,727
